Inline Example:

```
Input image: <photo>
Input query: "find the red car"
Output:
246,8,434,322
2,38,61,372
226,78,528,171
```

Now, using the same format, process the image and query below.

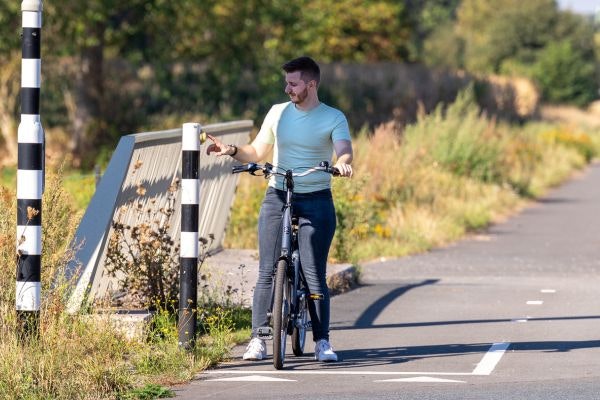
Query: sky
557,0,600,15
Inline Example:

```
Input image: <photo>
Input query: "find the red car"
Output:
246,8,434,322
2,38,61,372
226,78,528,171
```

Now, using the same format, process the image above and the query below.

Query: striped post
178,123,202,349
16,0,44,337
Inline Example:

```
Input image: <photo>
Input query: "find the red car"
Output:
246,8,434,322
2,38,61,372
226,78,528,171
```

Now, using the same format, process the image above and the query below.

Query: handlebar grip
331,167,341,176
232,164,251,174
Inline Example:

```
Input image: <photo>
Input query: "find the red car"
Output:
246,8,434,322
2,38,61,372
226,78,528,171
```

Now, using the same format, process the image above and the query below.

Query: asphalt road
174,163,600,400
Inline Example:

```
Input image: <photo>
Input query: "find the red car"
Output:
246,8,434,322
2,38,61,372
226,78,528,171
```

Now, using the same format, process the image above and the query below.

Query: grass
225,88,600,263
0,167,96,211
0,170,252,399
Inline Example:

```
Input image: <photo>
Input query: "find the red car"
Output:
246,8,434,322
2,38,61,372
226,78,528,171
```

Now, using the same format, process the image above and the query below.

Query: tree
457,0,558,73
298,0,412,62
456,0,598,105
533,40,596,106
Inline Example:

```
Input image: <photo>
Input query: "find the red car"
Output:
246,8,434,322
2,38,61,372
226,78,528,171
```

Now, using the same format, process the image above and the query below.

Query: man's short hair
282,56,320,85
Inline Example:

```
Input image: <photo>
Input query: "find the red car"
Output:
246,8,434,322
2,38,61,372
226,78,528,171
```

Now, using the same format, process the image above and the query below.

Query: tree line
0,0,597,165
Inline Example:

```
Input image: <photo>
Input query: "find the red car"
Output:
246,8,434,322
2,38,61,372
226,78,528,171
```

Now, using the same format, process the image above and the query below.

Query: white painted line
208,375,296,382
204,370,472,377
540,289,556,293
206,342,511,379
526,300,543,305
375,376,466,383
511,318,528,323
472,342,510,376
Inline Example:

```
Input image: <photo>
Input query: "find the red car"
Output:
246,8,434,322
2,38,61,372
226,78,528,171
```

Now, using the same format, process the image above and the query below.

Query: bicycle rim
272,260,290,369
292,296,307,356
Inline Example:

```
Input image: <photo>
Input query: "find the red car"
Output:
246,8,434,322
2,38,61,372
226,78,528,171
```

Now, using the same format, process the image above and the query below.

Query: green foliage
403,87,504,183
454,0,598,106
457,0,557,73
533,40,597,107
226,92,600,263
300,0,411,62
121,384,175,400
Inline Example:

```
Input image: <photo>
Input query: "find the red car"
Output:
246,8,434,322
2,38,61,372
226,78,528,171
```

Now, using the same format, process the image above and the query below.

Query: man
206,56,353,362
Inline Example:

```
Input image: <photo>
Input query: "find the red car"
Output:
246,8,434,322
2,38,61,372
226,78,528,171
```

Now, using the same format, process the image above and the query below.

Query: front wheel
292,293,308,356
272,260,290,369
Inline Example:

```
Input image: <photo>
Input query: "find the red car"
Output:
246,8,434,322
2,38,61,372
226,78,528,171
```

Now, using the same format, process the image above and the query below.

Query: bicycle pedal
257,326,273,340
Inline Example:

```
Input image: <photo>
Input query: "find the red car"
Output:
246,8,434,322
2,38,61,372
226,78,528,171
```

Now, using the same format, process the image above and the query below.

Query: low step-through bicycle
232,161,339,369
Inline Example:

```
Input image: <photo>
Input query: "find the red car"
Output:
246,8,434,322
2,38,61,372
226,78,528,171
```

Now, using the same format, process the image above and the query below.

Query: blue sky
557,0,599,14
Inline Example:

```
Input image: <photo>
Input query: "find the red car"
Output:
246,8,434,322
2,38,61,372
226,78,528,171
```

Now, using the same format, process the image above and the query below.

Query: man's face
285,71,310,105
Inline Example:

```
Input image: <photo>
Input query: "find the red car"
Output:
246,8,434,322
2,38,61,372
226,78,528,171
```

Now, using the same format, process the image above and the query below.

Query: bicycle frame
232,161,338,368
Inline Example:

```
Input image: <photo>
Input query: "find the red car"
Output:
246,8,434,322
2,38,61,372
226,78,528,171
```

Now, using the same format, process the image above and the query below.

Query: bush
533,40,597,107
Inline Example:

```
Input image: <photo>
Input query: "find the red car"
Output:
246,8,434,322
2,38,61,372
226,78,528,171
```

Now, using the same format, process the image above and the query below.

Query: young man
206,56,353,362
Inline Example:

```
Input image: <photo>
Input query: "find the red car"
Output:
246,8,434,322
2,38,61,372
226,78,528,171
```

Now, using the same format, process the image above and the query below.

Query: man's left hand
334,162,353,177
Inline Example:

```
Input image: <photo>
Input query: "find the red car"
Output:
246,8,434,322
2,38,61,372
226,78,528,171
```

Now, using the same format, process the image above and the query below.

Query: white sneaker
243,338,267,361
314,339,338,362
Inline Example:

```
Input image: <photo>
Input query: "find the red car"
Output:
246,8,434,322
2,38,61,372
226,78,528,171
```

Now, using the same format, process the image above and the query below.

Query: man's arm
333,139,353,177
206,134,272,163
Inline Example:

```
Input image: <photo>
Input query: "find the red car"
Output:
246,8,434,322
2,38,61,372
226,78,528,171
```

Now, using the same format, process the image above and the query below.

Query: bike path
173,163,600,399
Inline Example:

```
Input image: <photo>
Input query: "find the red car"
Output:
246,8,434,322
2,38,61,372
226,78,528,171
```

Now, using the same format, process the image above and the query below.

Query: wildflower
26,206,40,220
136,184,147,196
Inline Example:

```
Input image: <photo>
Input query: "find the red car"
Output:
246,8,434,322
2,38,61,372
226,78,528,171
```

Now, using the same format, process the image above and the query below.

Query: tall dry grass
225,88,599,264
0,168,248,399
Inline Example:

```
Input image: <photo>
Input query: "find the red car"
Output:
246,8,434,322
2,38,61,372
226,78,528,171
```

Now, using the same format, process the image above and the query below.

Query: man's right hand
206,134,234,156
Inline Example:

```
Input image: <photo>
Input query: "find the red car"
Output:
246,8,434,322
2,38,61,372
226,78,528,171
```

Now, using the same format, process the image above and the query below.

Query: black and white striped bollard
178,123,204,349
16,0,44,337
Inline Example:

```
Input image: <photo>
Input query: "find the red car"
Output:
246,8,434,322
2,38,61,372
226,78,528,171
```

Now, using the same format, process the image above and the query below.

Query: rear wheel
292,294,308,356
272,260,290,369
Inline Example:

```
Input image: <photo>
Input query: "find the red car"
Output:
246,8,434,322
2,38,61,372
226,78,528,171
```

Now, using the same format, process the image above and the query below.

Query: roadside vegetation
0,98,597,400
0,171,251,399
227,88,600,264
0,88,597,399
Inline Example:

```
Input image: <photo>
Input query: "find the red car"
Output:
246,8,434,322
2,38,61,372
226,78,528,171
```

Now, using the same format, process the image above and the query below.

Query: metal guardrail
66,120,253,312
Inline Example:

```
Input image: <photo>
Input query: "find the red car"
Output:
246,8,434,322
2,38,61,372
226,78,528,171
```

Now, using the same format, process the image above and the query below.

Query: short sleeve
332,112,351,142
255,105,278,145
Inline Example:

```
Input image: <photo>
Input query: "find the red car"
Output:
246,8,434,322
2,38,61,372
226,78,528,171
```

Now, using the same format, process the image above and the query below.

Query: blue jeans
252,187,336,342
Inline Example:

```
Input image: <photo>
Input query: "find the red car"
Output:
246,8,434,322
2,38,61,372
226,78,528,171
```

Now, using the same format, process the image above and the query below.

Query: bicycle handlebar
231,161,340,177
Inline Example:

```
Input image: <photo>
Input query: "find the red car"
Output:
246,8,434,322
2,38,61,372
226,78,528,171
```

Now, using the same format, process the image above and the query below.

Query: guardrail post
16,0,44,339
178,122,202,349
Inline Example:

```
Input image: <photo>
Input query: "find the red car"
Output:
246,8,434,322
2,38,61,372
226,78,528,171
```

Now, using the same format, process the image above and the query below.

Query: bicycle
232,161,339,369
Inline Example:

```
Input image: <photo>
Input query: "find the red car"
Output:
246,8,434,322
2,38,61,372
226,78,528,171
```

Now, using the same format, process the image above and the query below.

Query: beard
289,87,309,104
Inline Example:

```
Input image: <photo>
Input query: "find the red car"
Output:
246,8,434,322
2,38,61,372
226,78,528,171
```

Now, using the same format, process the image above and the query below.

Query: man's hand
206,134,234,156
334,162,353,177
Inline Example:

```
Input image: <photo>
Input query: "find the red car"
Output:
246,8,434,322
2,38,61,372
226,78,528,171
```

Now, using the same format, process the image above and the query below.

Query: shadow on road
352,279,439,328
331,314,600,331
214,339,600,371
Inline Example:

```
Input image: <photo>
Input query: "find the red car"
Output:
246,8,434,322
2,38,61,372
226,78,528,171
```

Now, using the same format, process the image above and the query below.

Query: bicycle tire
291,294,307,356
272,259,290,369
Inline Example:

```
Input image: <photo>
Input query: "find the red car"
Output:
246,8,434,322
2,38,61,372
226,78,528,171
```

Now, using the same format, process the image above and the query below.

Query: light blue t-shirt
255,102,351,193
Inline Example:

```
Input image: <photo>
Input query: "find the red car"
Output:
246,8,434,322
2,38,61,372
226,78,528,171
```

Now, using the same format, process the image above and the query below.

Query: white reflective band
16,281,41,311
20,114,40,124
181,179,199,205
180,232,199,258
17,119,43,143
22,11,41,28
16,225,42,255
17,170,43,199
21,59,41,88
182,123,201,151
